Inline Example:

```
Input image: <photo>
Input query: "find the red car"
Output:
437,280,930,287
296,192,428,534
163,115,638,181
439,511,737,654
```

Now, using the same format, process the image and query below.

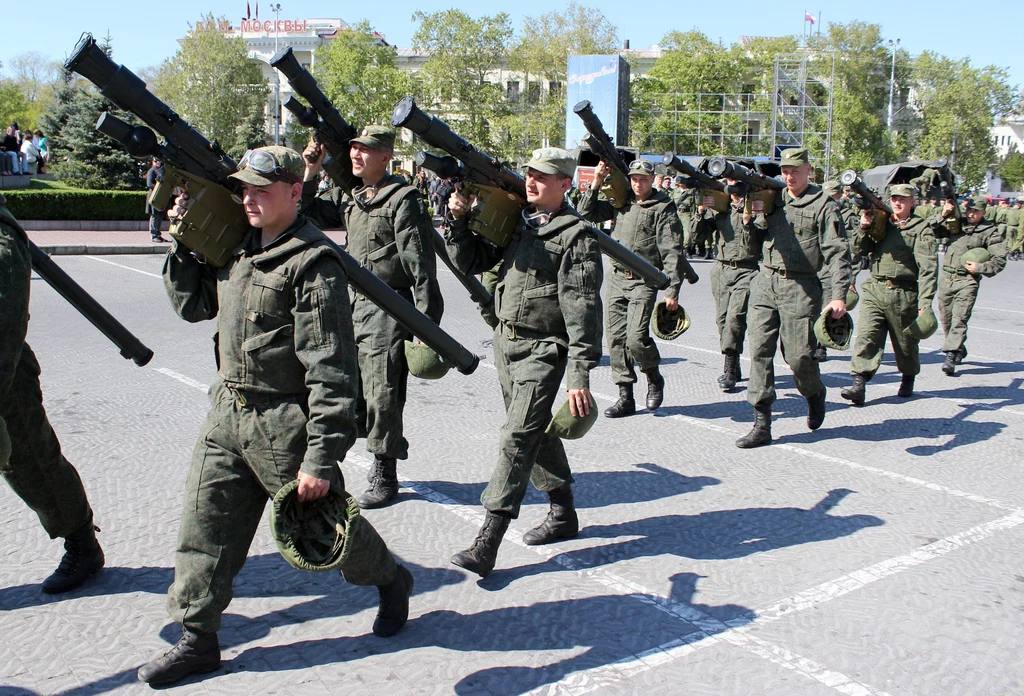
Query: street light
271,3,282,145
887,38,900,132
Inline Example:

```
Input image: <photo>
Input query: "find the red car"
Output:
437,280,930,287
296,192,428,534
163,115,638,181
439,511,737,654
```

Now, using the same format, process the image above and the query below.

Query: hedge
2,189,148,221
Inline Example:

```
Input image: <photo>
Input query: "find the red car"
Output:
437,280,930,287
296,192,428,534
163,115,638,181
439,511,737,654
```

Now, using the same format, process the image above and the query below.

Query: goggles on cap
629,160,655,175
238,149,301,184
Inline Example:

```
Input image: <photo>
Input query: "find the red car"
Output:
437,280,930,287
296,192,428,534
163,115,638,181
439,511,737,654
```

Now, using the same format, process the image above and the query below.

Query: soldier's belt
499,321,554,342
941,266,970,276
763,266,815,280
717,259,759,270
871,276,916,289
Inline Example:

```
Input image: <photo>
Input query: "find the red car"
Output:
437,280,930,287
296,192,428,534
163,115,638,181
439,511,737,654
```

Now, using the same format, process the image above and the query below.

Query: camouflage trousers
711,262,757,355
352,292,412,460
938,274,978,354
605,270,660,385
0,343,93,539
849,277,921,379
746,270,824,407
481,326,574,518
168,382,396,634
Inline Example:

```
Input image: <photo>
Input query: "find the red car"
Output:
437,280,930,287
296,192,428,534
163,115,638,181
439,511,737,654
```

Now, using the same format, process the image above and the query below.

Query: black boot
941,351,957,376
812,344,828,362
732,354,742,382
451,511,511,578
736,405,772,448
523,486,579,545
41,519,104,594
137,628,221,685
644,369,665,411
955,347,967,365
897,375,915,398
807,388,827,430
718,353,738,391
604,384,636,418
840,374,866,406
358,456,399,509
373,564,414,637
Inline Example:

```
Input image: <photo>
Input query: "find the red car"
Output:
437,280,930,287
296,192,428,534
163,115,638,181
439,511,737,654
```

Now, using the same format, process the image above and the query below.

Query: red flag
805,11,816,24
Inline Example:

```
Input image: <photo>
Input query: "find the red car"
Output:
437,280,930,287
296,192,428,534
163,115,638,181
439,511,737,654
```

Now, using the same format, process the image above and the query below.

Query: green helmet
903,307,938,340
813,308,854,350
404,340,450,380
270,479,358,572
545,397,598,440
960,247,991,266
845,285,859,311
650,299,690,340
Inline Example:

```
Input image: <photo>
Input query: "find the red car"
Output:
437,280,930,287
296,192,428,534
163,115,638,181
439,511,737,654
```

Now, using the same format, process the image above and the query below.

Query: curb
21,220,151,231
39,244,170,256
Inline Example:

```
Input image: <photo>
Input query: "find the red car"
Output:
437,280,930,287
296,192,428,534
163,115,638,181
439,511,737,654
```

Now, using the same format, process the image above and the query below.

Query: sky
2,0,1021,90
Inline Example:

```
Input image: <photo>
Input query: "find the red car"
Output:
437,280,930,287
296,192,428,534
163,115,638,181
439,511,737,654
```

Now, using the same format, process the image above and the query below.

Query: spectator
34,130,48,174
2,126,25,176
145,157,169,243
20,133,41,175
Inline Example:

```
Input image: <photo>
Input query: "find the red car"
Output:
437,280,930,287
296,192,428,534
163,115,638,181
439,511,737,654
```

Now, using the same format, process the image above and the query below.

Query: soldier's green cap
523,147,576,178
545,398,598,440
845,285,859,311
965,195,988,211
822,180,841,196
351,125,396,151
229,146,304,186
270,479,358,572
404,340,450,380
813,307,853,350
627,159,657,176
903,307,938,340
889,183,916,198
650,299,691,341
779,147,810,166
960,247,991,265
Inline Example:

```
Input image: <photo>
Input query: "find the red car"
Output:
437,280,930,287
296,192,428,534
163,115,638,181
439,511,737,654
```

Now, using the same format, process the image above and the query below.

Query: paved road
2,252,1023,695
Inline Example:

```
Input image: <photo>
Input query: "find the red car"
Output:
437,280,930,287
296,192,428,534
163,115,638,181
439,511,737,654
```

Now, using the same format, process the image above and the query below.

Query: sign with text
564,55,631,151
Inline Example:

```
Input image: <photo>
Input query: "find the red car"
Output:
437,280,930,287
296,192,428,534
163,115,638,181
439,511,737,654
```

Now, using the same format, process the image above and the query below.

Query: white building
991,119,1024,158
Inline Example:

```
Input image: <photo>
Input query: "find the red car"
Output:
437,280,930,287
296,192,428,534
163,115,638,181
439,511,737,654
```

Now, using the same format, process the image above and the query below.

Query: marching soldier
302,128,444,509
840,184,939,404
141,146,412,685
444,148,603,577
671,176,699,255
578,159,684,417
813,180,860,362
935,195,1006,376
736,148,851,449
0,195,104,594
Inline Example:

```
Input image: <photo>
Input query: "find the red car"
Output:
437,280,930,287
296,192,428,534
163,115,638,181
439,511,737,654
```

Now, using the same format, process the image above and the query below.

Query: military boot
358,456,399,509
840,374,866,406
137,628,221,685
718,353,738,391
807,388,827,430
941,351,957,376
372,564,414,637
522,485,579,545
812,344,828,362
897,375,915,398
955,347,967,365
604,384,636,418
41,518,104,594
736,405,772,448
451,511,511,578
643,368,665,411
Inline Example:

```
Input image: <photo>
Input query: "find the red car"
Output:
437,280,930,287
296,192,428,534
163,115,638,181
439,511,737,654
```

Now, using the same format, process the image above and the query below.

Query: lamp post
272,3,282,145
887,38,900,132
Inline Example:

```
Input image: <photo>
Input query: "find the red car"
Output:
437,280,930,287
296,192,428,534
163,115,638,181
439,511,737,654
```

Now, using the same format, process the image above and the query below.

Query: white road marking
974,306,1024,315
154,367,209,393
84,255,164,279
968,325,1024,337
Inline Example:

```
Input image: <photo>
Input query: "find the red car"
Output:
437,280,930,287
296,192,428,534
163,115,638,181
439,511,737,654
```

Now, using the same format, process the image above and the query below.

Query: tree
153,14,268,156
0,52,62,131
312,20,413,137
411,9,513,157
0,81,31,133
647,31,740,95
999,150,1024,191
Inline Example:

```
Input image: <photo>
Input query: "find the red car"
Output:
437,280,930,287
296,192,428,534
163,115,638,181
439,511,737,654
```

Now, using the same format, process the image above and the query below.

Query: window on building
507,81,520,102
527,82,540,104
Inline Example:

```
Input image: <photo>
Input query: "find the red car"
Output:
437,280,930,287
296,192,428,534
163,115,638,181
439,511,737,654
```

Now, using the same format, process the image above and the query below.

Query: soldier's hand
742,212,752,226
697,205,705,215
168,190,191,219
826,299,847,320
296,472,330,502
448,189,475,220
860,211,873,229
941,201,955,218
303,139,326,181
593,161,610,185
663,296,679,311
963,261,978,274
568,388,593,418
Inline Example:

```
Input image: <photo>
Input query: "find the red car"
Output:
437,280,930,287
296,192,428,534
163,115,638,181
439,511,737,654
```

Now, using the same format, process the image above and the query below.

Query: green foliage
648,31,740,94
153,14,268,157
229,109,269,161
998,151,1024,190
312,21,413,136
0,80,32,132
3,188,148,220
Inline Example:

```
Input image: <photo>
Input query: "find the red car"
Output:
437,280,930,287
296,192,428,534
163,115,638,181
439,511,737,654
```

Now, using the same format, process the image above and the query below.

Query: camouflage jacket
854,214,939,309
0,197,31,397
446,204,604,390
299,181,348,230
761,184,852,300
577,188,683,299
163,215,359,481
940,219,1006,278
704,204,764,265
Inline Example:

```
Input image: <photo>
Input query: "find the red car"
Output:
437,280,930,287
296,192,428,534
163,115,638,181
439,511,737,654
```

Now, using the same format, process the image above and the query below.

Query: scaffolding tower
770,53,836,177
639,92,771,158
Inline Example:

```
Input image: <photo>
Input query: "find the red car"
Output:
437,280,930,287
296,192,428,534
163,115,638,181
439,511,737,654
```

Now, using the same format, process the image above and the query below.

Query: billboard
565,55,631,151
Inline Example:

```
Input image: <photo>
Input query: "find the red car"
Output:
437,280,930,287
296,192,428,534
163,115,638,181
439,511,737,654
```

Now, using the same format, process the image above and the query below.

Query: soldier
0,195,104,594
736,147,851,449
302,127,443,509
935,195,1006,376
813,180,860,362
140,146,412,685
699,181,763,391
578,158,684,417
444,148,603,577
840,184,939,404
1009,201,1023,260
671,176,698,255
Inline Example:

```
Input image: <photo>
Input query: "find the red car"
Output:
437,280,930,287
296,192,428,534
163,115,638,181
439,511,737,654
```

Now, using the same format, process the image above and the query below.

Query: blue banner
565,55,630,150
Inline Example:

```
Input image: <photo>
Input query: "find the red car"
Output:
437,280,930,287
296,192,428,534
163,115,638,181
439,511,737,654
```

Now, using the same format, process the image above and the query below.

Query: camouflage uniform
577,187,682,388
0,198,95,542
705,204,763,358
162,216,397,634
671,186,698,249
